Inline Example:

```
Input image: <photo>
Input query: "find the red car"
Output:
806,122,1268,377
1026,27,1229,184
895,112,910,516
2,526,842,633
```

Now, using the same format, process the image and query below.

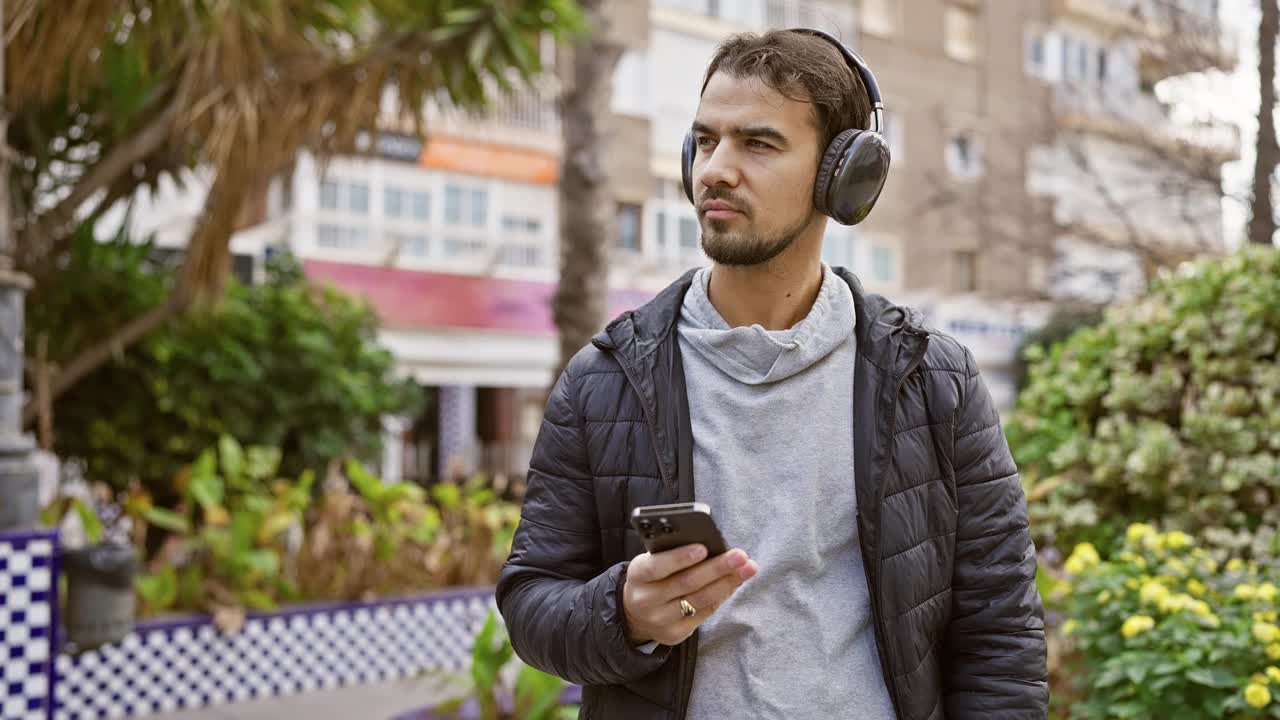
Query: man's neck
706,252,825,331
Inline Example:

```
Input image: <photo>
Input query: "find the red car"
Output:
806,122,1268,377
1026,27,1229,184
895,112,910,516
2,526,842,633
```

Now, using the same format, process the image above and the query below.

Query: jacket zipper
863,327,929,720
598,343,693,720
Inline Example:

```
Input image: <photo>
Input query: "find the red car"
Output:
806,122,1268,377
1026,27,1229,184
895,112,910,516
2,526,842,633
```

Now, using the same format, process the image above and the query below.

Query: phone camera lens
638,520,652,531
661,525,674,534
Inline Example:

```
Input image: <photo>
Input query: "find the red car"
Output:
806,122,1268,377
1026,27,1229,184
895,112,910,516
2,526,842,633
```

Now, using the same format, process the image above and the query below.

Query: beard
698,209,814,267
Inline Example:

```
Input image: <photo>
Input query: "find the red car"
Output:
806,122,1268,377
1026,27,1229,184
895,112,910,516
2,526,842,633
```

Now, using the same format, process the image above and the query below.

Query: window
319,181,339,210
498,244,543,267
945,132,984,178
821,227,857,268
679,217,699,249
444,236,485,256
944,5,980,63
348,183,369,214
445,184,488,227
616,204,642,251
403,234,429,256
412,191,430,220
1097,47,1108,81
882,110,905,165
317,224,366,249
860,0,898,37
655,210,667,248
317,223,340,247
872,245,895,283
385,188,403,218
1025,31,1046,78
954,250,978,292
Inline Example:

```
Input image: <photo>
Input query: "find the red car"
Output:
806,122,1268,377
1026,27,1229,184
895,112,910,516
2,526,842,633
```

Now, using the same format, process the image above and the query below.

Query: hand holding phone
621,503,758,647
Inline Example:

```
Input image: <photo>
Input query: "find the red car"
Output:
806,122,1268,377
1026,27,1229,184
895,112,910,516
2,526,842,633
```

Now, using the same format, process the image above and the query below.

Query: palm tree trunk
1249,0,1279,246
551,0,623,382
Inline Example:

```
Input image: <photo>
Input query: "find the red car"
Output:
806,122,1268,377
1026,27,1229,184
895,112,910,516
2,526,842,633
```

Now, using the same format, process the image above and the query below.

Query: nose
698,141,741,192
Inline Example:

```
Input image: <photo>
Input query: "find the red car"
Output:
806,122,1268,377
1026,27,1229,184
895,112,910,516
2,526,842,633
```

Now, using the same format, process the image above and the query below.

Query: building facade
106,0,1240,480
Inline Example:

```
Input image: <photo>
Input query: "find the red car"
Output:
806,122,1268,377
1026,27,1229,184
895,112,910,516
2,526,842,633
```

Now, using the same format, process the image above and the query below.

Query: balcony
422,74,562,153
652,0,855,39
1052,0,1236,78
1052,82,1240,162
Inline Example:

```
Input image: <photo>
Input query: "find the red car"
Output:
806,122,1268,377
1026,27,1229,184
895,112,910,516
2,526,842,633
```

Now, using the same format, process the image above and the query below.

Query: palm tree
1250,0,1279,246
4,0,584,420
551,0,623,379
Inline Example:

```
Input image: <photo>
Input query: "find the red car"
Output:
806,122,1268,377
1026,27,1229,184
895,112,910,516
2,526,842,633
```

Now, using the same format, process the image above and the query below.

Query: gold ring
680,599,697,618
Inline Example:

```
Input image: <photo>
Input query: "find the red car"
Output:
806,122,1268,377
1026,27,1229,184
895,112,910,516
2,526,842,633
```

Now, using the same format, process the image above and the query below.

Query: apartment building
110,0,1241,476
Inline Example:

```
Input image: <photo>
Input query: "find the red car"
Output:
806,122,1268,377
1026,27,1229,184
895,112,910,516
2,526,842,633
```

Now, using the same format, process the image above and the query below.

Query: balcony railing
1052,82,1240,159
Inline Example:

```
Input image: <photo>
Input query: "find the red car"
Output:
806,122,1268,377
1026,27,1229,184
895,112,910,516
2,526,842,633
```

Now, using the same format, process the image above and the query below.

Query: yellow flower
1122,615,1156,639
1163,531,1193,550
1188,599,1212,617
1247,682,1272,709
1065,543,1101,575
1201,613,1221,628
1127,523,1156,546
1202,558,1218,573
1141,581,1171,607
1228,558,1246,573
1254,673,1271,685
1237,584,1259,601
1126,578,1140,590
1187,579,1208,597
1166,557,1189,576
1269,644,1280,661
1255,622,1280,644
1268,667,1280,684
1259,584,1278,602
1062,619,1079,635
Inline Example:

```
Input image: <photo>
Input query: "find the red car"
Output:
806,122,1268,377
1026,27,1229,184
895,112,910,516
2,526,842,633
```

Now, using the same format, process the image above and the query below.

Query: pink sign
303,260,657,336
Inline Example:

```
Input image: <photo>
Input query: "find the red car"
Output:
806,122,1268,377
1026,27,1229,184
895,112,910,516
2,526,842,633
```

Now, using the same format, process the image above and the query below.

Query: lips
700,199,742,219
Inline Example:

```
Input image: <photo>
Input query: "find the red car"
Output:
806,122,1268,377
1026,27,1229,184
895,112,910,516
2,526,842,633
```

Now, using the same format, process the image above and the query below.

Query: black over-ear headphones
681,27,891,226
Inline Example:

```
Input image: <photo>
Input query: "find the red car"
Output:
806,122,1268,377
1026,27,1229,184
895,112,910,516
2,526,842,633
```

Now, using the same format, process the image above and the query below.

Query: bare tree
551,0,624,380
1249,0,1279,246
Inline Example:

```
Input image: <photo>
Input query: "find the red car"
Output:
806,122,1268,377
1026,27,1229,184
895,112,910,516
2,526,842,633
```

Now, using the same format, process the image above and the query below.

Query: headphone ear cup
681,131,697,205
813,129,861,218
820,131,891,226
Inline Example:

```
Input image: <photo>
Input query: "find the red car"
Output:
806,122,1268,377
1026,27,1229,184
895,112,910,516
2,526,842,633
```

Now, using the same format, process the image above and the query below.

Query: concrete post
0,0,41,530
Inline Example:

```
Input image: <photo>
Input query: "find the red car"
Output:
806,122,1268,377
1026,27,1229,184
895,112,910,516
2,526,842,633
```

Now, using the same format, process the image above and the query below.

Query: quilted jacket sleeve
495,359,673,686
943,348,1048,719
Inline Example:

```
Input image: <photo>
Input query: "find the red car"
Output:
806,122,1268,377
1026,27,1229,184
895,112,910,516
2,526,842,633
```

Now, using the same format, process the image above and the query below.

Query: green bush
1057,524,1280,719
32,229,421,499
1007,246,1280,557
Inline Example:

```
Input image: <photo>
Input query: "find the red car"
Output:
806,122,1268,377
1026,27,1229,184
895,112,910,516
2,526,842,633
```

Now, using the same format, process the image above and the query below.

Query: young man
497,29,1048,720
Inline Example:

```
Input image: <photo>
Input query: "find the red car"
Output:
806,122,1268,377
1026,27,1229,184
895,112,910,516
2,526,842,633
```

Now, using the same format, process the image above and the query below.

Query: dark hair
701,30,871,157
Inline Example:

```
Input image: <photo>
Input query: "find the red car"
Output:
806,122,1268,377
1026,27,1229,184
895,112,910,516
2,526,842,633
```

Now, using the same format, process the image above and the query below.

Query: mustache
698,188,750,215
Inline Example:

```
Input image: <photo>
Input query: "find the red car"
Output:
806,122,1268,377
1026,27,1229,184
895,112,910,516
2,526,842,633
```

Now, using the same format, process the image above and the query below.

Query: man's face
690,72,823,267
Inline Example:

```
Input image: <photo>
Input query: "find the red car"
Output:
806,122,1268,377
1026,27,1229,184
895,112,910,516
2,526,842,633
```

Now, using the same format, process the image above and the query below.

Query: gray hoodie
678,264,895,720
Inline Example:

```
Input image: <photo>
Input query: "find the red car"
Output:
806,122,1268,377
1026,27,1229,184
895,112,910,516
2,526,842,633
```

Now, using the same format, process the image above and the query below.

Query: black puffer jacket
496,269,1048,720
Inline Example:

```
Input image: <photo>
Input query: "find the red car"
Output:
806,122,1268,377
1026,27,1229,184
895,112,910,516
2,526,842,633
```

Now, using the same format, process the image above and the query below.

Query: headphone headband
787,27,884,133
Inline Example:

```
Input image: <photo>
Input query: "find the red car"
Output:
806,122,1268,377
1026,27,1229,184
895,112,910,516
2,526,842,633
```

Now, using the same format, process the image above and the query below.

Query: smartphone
629,502,729,557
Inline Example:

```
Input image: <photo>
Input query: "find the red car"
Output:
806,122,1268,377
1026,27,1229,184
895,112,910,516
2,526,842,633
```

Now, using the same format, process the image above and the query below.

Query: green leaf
219,435,245,481
514,663,564,720
1185,667,1236,688
136,567,179,610
189,470,225,511
143,506,191,533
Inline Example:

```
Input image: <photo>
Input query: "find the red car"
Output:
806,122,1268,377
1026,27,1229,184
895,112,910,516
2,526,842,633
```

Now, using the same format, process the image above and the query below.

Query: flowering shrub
1059,523,1280,718
1007,246,1280,557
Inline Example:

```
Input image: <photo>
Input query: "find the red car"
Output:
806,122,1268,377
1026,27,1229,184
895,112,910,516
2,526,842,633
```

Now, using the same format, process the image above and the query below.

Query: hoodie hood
676,264,856,385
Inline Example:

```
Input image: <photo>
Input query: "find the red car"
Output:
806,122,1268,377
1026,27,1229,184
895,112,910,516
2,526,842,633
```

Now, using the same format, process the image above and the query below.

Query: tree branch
18,96,180,265
21,288,190,428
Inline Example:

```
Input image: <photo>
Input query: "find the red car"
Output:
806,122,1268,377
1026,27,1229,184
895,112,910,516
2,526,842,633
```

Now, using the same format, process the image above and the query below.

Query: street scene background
4,0,1280,718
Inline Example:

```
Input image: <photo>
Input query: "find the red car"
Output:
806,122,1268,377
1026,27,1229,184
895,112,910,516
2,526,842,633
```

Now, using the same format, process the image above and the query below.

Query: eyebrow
691,121,790,148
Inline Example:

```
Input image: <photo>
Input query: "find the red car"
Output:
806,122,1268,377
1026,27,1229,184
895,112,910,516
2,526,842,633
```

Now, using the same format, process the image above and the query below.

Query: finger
682,573,741,614
657,548,749,603
630,543,708,583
